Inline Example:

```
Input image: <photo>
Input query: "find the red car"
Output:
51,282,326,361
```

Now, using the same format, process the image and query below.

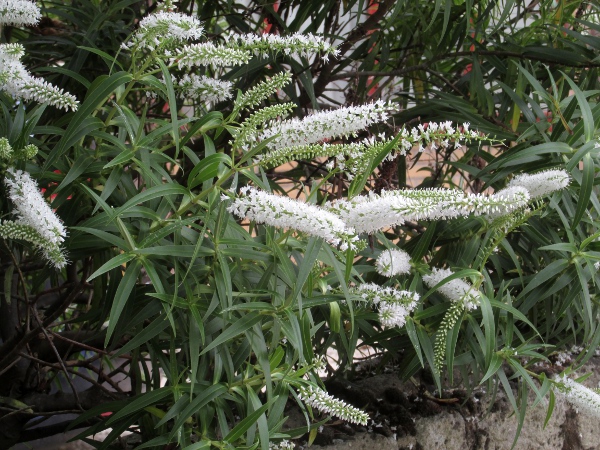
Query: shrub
0,1,599,449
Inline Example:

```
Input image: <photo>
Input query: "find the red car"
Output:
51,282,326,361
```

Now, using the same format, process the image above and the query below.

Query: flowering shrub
0,1,599,449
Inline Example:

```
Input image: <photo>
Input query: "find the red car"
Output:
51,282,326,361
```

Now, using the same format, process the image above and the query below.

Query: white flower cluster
422,267,480,310
269,440,294,450
176,42,252,68
224,32,338,61
297,385,369,425
131,9,203,50
175,74,232,104
256,101,397,150
375,248,411,277
0,44,78,111
0,0,40,26
327,187,530,234
227,187,358,251
506,169,570,199
2,168,67,268
554,375,600,418
352,283,420,328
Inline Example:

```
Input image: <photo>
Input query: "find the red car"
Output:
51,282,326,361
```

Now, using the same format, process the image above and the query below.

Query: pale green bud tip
21,144,38,159
0,137,13,159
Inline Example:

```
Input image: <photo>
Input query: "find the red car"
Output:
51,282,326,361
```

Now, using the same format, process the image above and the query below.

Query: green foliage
1,1,600,449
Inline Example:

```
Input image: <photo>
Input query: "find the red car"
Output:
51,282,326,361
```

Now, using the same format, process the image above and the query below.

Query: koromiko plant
0,1,599,449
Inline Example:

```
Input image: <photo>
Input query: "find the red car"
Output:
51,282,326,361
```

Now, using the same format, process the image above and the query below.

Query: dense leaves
0,1,599,449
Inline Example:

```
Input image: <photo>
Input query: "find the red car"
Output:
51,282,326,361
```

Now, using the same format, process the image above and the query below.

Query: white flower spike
554,375,600,418
1,168,67,268
227,187,358,251
507,169,570,199
0,44,78,111
298,386,369,425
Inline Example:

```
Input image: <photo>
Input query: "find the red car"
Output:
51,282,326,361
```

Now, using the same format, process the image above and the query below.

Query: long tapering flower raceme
176,42,252,68
0,44,78,111
351,283,420,328
223,32,338,61
297,386,369,425
398,121,485,155
375,249,412,277
554,375,600,418
327,187,530,234
254,101,397,151
1,168,67,268
507,169,570,199
227,187,359,251
174,74,232,104
422,267,480,310
256,122,491,177
0,0,41,26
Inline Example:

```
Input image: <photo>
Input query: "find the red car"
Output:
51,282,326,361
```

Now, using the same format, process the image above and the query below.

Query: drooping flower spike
554,375,600,419
227,187,359,251
0,169,67,268
223,32,338,61
506,169,570,199
297,386,369,425
328,187,530,234
0,44,78,111
255,101,397,150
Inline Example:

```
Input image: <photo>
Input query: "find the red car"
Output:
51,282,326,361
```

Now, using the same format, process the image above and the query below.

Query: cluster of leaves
0,1,599,450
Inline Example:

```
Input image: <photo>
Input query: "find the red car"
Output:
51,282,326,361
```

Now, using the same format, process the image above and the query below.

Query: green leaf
116,314,170,356
479,294,496,366
106,386,172,426
224,401,272,444
44,72,132,171
405,318,424,367
116,184,190,216
571,152,594,230
87,252,135,281
105,259,142,346
544,390,556,429
200,313,263,355
169,384,228,439
55,155,94,192
562,72,595,142
157,60,180,158
480,353,503,384
188,153,232,189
